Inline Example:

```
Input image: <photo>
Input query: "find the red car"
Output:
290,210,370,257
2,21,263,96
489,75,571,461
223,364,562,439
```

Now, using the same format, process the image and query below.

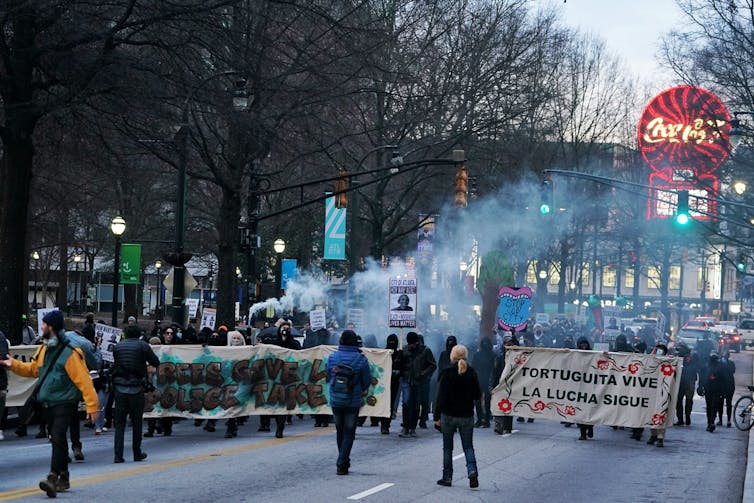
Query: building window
602,266,616,287
526,261,536,284
647,266,660,289
669,265,681,290
549,262,561,286
625,269,634,289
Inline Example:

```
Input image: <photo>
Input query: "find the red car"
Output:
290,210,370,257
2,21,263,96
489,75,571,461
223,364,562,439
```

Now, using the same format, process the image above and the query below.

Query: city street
0,352,750,503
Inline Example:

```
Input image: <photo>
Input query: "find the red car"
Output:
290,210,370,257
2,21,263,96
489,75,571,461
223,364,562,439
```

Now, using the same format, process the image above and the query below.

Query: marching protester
673,342,699,426
380,333,403,434
1,310,98,498
472,337,494,428
646,343,668,447
399,332,436,437
224,330,246,438
434,344,481,489
719,349,736,428
492,332,518,435
437,335,457,376
416,334,436,429
259,320,300,438
576,337,594,440
112,325,160,463
699,352,725,432
326,329,371,475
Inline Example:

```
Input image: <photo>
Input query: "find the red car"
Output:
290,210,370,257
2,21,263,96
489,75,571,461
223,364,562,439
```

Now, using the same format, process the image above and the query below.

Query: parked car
738,319,754,348
710,324,742,353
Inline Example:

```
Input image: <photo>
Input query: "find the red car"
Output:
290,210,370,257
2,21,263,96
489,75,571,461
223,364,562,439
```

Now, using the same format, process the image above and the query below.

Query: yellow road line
0,427,332,501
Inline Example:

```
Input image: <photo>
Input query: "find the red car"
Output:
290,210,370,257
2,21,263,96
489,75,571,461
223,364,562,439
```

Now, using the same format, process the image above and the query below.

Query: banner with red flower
491,347,682,428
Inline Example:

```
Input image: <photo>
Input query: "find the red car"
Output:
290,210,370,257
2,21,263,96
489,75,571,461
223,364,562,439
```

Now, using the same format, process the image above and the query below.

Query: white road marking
502,429,519,437
347,483,395,500
453,453,464,460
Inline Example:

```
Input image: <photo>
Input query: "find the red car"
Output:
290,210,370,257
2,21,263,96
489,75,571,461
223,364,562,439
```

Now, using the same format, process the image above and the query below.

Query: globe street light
111,216,126,327
155,260,163,319
73,254,82,313
32,250,40,309
734,181,747,195
273,239,286,298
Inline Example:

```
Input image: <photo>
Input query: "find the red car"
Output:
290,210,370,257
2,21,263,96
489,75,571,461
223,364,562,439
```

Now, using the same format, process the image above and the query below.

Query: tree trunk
216,185,241,327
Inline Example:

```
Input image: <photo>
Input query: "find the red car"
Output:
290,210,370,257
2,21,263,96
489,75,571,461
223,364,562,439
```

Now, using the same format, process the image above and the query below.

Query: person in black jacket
437,335,457,378
434,344,481,489
472,338,494,428
718,349,736,428
674,342,699,426
399,332,437,437
112,325,160,463
259,321,301,438
380,334,404,434
576,337,595,440
700,352,725,432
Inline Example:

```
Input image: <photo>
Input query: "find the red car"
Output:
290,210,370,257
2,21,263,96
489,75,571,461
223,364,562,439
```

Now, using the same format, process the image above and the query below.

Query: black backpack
330,355,360,407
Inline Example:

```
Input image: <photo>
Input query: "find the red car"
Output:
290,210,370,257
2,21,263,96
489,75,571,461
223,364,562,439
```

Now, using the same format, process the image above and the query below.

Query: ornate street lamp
155,260,163,319
111,216,126,326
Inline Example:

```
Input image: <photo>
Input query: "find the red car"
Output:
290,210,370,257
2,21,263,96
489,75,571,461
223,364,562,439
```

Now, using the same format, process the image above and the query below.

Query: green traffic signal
540,203,551,214
675,190,690,226
539,180,553,215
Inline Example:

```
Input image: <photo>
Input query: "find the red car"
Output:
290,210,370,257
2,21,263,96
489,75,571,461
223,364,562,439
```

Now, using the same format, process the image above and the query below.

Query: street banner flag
491,347,681,429
120,244,141,284
324,193,346,260
281,259,297,290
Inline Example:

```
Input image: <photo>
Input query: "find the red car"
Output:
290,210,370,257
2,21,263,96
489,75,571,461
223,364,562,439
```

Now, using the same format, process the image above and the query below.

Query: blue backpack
330,355,361,408
65,331,102,371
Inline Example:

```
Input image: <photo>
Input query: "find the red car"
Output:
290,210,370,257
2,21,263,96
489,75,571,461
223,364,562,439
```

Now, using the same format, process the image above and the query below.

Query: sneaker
73,447,84,461
409,429,417,437
95,429,102,435
102,427,108,432
656,439,664,448
337,466,349,476
134,452,148,462
381,427,389,435
469,475,479,488
516,417,525,423
0,430,4,441
398,428,411,438
436,479,452,487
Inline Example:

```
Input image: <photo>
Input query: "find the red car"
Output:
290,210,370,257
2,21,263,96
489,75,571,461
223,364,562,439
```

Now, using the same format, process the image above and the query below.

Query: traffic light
539,180,553,215
334,170,349,209
454,164,468,208
737,253,746,273
675,190,690,225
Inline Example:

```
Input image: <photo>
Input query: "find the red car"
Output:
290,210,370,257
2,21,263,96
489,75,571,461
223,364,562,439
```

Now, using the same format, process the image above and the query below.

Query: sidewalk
743,352,753,503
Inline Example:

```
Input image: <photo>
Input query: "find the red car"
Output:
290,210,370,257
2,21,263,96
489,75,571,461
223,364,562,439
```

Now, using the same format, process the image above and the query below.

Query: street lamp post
155,260,163,320
274,239,286,299
32,251,40,309
73,254,82,313
111,216,126,327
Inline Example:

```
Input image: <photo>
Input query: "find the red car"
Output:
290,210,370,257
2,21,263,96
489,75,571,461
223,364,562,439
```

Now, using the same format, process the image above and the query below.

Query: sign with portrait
389,278,417,328
94,323,122,363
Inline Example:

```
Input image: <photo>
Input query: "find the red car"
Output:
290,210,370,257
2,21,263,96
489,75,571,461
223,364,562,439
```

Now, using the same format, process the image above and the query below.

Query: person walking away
327,330,371,475
718,349,736,427
416,334,436,429
673,342,699,426
434,344,481,488
399,332,436,437
112,325,160,463
0,329,8,441
472,338,494,428
699,352,725,432
576,337,594,440
1,310,98,498
380,334,403,434
646,344,669,447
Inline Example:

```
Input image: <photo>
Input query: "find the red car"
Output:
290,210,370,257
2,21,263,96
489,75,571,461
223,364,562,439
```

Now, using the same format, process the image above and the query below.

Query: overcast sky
536,0,686,88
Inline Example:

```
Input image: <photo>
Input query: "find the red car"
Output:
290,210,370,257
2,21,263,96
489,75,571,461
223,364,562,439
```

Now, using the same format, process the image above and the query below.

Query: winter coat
326,345,372,408
112,337,160,391
700,359,726,397
678,353,700,388
9,332,98,413
402,343,436,385
472,341,495,392
434,363,482,419
721,358,736,395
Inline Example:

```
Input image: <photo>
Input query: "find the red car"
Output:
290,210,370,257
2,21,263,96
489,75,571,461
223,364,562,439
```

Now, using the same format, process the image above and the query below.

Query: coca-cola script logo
637,85,730,176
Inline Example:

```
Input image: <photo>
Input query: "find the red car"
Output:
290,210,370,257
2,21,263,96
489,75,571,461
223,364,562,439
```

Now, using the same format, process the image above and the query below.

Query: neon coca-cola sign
637,85,731,176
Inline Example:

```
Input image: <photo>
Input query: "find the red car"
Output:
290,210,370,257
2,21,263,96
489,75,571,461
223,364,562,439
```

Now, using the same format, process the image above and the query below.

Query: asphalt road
0,352,750,502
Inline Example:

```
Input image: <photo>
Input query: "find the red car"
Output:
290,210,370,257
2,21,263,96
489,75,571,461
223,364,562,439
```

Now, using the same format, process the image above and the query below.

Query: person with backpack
326,329,371,476
64,329,101,462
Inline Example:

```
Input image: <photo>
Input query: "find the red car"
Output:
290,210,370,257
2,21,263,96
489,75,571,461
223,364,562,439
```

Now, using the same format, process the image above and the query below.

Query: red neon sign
638,86,731,178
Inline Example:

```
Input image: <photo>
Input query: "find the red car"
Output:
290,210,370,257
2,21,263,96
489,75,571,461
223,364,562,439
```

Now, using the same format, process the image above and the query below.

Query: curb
744,352,754,503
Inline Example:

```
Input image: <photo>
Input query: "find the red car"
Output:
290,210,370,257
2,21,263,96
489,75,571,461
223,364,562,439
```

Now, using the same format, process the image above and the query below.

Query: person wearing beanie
326,328,371,475
437,335,457,378
434,344,481,489
379,334,404,434
2,309,98,498
399,331,436,437
113,325,160,462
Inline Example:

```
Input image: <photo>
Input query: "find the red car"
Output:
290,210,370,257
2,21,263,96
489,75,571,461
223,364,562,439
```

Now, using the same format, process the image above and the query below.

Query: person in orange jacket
1,310,98,498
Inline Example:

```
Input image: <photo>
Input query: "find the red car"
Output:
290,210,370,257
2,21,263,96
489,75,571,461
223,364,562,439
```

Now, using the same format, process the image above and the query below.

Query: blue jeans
332,406,359,469
95,389,109,430
441,415,478,480
401,381,419,430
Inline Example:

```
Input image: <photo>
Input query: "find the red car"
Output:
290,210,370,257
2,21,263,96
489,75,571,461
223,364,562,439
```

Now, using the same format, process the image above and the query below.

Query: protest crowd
0,310,736,497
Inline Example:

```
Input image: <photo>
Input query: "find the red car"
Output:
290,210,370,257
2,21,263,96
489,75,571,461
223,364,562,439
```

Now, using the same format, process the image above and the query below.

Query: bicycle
733,385,754,431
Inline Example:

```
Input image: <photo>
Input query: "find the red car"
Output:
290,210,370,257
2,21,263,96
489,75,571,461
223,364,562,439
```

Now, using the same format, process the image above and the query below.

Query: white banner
186,298,200,319
491,348,682,429
95,323,122,363
201,308,217,330
6,346,40,406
